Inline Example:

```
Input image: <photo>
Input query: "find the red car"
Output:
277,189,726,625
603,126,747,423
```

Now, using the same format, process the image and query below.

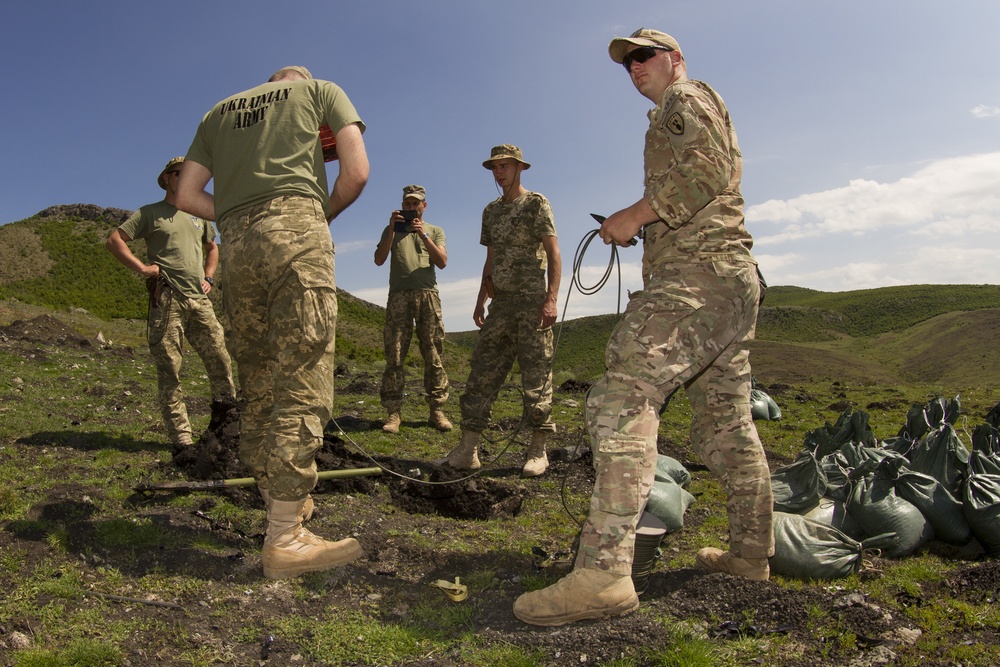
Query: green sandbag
769,512,896,580
891,465,972,547
847,460,934,558
644,478,695,534
771,450,826,513
897,395,961,440
972,424,1000,456
804,409,877,459
750,387,782,421
802,497,867,541
905,423,969,499
818,451,852,502
963,472,1000,556
968,449,1000,476
654,454,691,487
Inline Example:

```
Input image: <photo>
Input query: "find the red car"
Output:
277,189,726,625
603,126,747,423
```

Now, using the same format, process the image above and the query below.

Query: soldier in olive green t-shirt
106,157,236,449
373,184,451,435
175,66,370,581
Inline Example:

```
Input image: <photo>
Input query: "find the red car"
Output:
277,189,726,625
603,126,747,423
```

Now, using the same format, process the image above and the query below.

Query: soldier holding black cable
514,28,774,627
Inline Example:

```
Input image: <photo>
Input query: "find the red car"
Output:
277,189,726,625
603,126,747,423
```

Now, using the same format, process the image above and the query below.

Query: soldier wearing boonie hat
176,63,370,580
374,183,451,435
437,144,562,480
481,144,531,170
106,156,236,454
514,27,774,628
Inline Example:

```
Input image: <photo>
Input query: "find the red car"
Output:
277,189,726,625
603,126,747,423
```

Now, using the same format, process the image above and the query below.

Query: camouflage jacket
642,79,755,272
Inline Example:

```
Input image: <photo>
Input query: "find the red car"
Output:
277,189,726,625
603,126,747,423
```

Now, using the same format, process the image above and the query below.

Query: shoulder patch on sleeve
667,112,685,135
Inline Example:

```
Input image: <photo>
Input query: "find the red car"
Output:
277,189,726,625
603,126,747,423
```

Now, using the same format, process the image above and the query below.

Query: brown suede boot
258,486,314,522
262,499,362,579
695,548,770,581
383,412,401,434
428,408,453,432
522,431,549,478
435,429,481,470
513,568,639,626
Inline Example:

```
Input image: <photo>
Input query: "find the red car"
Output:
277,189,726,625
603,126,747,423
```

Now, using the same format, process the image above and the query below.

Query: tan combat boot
428,407,453,432
262,499,362,579
383,412,401,434
522,431,549,478
513,568,639,627
258,486,314,522
695,547,770,581
435,429,481,470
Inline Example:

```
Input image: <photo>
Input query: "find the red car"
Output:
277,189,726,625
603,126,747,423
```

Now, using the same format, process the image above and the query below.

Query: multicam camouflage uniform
577,79,774,576
379,221,449,413
218,196,336,501
459,192,557,434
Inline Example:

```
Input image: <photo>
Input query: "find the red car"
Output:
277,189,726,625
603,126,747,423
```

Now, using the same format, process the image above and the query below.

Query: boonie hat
268,65,313,81
609,28,682,64
157,157,185,190
482,144,531,170
402,184,426,201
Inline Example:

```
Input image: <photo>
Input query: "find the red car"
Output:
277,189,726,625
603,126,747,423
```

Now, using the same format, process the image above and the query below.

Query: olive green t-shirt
119,201,213,300
185,78,365,221
377,222,445,293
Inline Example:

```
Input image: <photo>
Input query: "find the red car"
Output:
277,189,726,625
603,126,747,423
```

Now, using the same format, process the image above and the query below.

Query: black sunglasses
622,46,670,71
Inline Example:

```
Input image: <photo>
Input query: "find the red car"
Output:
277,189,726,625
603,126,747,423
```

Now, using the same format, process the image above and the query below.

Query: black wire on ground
331,219,629,510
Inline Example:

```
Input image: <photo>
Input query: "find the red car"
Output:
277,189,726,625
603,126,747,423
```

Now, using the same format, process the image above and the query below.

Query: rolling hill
2,204,999,388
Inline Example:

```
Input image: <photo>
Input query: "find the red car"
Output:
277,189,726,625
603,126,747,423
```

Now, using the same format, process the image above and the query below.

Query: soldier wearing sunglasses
514,29,774,627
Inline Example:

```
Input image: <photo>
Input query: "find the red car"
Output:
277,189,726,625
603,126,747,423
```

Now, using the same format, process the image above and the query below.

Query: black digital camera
395,209,418,233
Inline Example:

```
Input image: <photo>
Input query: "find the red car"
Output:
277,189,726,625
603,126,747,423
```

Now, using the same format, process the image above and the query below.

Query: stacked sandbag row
768,396,1000,579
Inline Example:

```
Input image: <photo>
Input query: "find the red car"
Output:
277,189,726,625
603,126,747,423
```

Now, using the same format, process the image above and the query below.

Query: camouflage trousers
459,293,556,434
577,259,774,575
148,290,235,446
380,289,449,412
218,196,336,502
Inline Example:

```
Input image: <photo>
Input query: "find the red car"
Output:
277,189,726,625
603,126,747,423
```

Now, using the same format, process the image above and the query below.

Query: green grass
2,206,1000,666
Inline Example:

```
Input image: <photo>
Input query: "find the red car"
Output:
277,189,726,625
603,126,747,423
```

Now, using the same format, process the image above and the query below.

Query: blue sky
2,1,999,333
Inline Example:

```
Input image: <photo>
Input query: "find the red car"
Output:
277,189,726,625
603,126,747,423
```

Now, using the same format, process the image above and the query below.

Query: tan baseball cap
157,157,185,190
402,184,426,201
482,144,531,170
609,28,681,64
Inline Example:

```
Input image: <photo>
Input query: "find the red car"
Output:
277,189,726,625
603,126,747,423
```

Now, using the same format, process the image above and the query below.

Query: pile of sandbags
768,396,1000,579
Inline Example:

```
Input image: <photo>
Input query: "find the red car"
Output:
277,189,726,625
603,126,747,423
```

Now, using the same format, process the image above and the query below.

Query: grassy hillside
758,284,1000,340
3,204,1000,388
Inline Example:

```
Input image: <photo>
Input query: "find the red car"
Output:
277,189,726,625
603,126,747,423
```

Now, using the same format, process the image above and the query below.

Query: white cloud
334,239,373,254
748,152,1000,292
971,105,1000,118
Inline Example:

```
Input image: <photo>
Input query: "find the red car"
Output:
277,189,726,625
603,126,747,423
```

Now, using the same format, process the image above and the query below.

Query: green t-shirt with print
185,78,365,221
119,201,213,300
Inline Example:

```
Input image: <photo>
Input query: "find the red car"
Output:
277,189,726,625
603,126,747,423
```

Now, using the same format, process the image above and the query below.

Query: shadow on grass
6,497,261,581
17,429,164,453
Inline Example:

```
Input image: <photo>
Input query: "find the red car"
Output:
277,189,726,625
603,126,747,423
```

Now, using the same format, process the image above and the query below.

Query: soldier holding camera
374,184,452,434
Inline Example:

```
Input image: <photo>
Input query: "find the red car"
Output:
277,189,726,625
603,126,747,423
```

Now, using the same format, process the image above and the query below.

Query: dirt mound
558,379,594,393
172,406,526,520
0,314,92,347
390,468,526,520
